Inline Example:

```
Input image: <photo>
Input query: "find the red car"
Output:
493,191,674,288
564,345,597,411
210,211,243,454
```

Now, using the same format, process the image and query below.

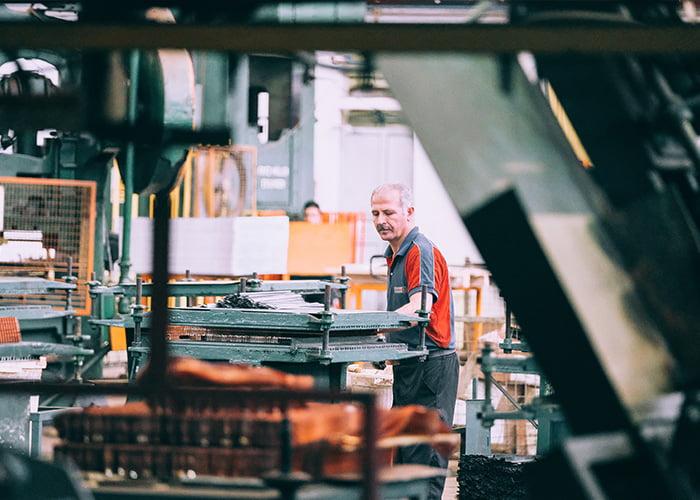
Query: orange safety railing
0,177,96,315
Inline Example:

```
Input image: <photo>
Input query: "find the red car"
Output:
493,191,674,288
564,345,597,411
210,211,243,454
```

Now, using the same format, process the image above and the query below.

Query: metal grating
0,177,95,315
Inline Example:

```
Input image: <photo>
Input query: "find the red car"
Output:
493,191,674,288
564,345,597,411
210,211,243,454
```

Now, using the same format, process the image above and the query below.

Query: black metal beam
142,190,170,387
0,23,699,52
465,189,686,498
466,189,631,435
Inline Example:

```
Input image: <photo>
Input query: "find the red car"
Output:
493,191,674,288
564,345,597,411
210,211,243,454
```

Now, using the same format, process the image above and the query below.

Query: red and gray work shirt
385,227,455,350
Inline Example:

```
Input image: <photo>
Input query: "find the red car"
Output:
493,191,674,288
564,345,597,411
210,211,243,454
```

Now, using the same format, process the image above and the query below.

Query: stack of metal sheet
89,279,427,389
215,290,323,312
168,308,410,361
127,307,427,389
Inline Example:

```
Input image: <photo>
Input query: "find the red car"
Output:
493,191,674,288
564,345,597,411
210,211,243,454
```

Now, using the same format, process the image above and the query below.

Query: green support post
337,265,350,309
118,50,141,315
415,284,429,360
132,275,145,344
319,284,333,361
118,50,141,288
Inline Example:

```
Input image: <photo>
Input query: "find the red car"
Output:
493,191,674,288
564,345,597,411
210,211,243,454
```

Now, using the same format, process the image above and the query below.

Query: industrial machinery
476,344,566,451
0,309,92,455
90,276,429,390
0,273,96,456
457,302,567,499
376,2,700,498
0,175,104,380
0,360,455,500
0,1,699,499
475,304,567,456
0,275,94,379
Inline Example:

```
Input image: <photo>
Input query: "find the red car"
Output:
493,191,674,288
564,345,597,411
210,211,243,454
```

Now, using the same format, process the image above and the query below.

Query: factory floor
443,459,459,499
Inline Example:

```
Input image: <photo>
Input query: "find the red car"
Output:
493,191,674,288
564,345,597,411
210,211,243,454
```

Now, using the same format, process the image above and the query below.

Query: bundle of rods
215,291,323,312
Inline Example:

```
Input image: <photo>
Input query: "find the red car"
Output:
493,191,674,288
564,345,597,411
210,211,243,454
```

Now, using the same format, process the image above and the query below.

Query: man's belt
396,349,455,365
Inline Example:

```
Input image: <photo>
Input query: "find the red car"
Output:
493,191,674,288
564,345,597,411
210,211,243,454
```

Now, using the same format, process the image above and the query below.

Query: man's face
304,206,322,224
371,189,414,245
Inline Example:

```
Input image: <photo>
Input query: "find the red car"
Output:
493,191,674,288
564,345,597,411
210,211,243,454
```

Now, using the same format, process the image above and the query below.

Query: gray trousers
393,352,459,500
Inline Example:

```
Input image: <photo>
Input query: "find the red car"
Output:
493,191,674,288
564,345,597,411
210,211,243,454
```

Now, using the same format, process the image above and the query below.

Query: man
303,200,323,224
371,183,459,500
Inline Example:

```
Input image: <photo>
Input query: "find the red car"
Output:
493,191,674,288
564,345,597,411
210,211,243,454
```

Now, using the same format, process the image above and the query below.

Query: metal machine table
96,308,427,390
0,277,76,294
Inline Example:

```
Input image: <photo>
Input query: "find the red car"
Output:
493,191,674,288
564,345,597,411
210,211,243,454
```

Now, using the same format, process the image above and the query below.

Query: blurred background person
303,200,323,224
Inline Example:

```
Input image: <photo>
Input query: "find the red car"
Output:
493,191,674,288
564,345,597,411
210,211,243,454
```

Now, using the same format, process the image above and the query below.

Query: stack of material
165,325,289,343
215,291,323,312
54,358,458,481
0,316,45,380
0,357,46,380
458,455,528,500
140,357,314,390
54,400,455,480
54,359,312,480
54,402,284,479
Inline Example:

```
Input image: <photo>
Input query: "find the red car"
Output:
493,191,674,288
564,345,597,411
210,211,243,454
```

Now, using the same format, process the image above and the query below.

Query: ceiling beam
0,23,699,52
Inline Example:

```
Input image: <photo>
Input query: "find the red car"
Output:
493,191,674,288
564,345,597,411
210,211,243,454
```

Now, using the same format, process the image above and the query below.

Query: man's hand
394,291,433,317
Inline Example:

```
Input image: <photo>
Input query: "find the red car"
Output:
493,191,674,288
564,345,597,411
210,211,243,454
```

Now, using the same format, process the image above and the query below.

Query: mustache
376,224,391,231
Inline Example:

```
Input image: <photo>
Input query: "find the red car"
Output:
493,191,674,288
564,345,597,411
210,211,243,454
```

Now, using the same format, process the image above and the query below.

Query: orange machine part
0,317,21,344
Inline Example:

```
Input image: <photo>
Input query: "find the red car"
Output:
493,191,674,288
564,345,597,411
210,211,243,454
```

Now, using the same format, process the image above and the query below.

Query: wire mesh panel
0,177,95,314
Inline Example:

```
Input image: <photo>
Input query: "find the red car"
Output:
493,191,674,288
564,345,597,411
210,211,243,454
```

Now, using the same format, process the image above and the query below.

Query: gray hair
371,183,414,213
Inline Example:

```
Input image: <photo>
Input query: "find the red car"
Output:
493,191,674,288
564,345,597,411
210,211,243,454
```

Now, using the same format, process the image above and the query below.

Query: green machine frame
90,278,429,390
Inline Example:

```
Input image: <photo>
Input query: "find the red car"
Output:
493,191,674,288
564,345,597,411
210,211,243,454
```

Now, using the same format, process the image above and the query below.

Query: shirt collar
384,227,419,259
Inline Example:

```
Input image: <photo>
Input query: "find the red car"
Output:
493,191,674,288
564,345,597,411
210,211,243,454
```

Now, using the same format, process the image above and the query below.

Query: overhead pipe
251,2,366,23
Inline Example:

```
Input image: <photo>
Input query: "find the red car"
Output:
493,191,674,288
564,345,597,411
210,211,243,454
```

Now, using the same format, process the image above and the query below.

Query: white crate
0,357,46,381
120,216,290,276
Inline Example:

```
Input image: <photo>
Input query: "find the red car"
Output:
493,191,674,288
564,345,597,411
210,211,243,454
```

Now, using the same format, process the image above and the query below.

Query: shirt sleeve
405,244,439,301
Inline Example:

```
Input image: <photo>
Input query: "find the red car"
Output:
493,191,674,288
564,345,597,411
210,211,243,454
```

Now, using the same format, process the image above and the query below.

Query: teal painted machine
0,276,93,378
90,277,429,390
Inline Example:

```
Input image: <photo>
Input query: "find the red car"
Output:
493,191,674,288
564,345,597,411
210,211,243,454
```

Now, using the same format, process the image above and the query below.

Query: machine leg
464,399,491,456
264,362,348,391
29,411,41,458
